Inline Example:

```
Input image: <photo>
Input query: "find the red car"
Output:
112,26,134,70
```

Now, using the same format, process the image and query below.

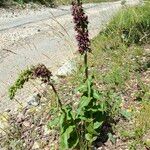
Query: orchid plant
49,1,108,149
8,0,108,149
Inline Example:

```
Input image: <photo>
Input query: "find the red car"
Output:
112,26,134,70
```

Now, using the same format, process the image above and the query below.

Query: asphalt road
0,0,140,112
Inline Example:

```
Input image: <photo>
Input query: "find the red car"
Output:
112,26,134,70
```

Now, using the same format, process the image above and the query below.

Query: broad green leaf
68,131,79,149
60,113,65,134
78,115,87,120
77,96,91,118
60,125,76,149
86,122,98,135
62,105,73,121
100,101,107,112
85,133,97,143
78,96,91,109
93,121,103,129
85,133,93,141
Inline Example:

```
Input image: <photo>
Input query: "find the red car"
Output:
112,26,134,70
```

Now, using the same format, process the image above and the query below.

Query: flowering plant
49,1,107,149
8,1,108,149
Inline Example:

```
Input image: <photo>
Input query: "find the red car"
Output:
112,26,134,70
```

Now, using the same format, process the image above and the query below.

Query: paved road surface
0,0,140,112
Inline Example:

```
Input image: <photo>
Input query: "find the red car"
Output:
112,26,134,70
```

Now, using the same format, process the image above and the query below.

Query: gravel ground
0,3,70,49
0,3,49,20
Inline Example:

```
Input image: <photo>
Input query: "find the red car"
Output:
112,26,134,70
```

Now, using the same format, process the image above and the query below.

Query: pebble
23,121,31,127
32,141,40,149
96,142,103,147
27,93,41,107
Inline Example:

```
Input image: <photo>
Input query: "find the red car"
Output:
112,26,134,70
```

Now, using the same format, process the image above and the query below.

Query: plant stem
49,82,63,111
84,51,88,80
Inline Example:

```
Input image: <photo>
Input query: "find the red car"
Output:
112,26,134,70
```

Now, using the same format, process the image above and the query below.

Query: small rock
97,142,103,147
44,146,50,150
44,125,51,135
17,113,24,122
97,147,107,150
92,146,97,150
32,141,40,149
23,121,31,127
55,60,76,77
27,93,41,107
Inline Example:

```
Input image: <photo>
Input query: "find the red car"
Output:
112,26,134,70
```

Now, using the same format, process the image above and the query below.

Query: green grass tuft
103,4,150,45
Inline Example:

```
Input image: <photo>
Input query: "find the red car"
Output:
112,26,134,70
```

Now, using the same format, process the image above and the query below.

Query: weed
48,1,111,149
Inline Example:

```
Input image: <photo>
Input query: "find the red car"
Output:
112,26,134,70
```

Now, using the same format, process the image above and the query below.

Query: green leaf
144,139,150,147
68,130,79,149
101,101,107,111
93,90,102,100
85,133,93,141
62,105,74,121
75,84,87,93
85,133,97,143
78,96,91,110
60,113,65,133
78,115,87,120
77,96,91,117
86,122,98,135
93,121,103,129
18,0,24,5
87,75,93,86
89,103,106,112
60,125,76,149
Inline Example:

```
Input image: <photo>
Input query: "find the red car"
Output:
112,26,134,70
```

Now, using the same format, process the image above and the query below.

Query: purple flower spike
71,1,91,54
33,64,52,83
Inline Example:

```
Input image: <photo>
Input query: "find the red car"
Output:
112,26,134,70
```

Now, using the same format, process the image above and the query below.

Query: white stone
27,93,41,106
32,142,40,149
54,60,76,77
